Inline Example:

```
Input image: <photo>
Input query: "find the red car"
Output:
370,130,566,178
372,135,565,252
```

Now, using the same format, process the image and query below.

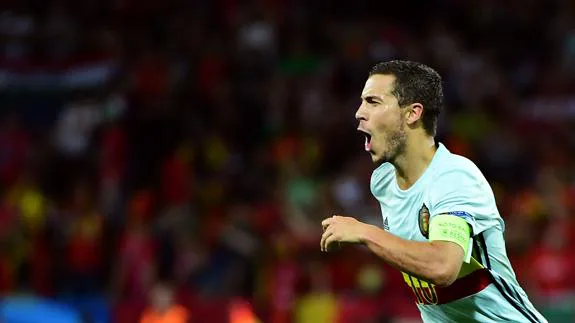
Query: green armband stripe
429,214,471,256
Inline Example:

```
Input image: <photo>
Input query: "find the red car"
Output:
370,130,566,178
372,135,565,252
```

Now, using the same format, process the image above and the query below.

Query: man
320,60,547,322
140,282,189,323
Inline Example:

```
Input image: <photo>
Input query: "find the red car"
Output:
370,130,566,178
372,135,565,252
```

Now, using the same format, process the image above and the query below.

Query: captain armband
429,214,472,263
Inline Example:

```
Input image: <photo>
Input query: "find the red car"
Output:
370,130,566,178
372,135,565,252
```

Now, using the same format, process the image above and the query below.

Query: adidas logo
383,217,390,231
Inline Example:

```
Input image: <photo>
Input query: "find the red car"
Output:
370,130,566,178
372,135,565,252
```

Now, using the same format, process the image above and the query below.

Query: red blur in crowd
526,221,575,298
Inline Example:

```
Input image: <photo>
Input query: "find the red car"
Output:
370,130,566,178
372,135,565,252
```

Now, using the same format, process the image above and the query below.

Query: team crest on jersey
418,204,430,238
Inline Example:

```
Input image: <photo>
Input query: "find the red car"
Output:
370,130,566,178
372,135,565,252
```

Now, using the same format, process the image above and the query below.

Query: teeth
359,129,372,152
364,136,371,151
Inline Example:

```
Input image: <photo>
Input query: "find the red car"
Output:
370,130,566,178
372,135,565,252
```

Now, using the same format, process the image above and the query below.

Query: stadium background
0,0,574,322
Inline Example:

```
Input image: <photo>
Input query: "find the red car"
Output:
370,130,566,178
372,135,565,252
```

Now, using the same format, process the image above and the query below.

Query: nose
355,102,367,121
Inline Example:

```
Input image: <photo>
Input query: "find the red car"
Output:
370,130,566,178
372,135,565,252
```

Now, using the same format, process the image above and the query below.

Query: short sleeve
428,167,501,237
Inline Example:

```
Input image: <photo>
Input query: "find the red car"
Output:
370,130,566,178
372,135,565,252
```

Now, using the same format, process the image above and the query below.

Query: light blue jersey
371,143,547,323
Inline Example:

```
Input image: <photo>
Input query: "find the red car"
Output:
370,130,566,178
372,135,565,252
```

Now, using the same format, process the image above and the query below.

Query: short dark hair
369,60,443,136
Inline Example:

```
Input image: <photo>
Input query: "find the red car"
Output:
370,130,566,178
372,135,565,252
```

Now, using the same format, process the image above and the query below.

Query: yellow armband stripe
429,214,471,257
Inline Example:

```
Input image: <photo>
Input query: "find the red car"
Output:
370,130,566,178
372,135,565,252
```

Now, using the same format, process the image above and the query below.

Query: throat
395,174,415,191
392,141,437,191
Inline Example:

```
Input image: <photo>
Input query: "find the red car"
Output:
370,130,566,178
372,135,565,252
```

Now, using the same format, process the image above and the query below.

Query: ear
405,103,424,126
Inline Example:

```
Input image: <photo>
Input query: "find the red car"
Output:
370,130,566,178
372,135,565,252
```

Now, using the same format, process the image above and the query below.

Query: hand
320,215,367,252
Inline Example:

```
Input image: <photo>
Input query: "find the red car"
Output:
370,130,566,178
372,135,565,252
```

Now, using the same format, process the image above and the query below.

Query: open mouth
358,129,372,152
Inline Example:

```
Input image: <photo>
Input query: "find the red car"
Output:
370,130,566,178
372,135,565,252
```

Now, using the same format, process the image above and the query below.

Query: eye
365,97,379,105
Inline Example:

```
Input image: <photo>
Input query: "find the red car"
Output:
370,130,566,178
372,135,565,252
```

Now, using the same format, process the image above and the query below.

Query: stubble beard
373,121,407,167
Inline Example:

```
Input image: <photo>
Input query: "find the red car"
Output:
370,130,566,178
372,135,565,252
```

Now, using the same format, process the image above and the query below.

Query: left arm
321,216,465,287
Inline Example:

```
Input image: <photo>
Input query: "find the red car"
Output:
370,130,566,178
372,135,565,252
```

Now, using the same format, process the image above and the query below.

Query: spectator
140,282,189,323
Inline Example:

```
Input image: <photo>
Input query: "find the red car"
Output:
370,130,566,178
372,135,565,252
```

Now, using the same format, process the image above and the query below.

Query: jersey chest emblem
418,204,430,238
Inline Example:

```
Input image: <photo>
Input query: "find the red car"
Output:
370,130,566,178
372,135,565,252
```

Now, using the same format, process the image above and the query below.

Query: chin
370,152,387,166
370,145,395,165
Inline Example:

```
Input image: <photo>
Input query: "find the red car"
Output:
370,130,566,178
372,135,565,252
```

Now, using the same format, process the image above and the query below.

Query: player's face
355,74,407,166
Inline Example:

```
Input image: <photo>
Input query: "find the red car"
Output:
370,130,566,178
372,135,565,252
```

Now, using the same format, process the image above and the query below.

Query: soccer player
320,60,547,322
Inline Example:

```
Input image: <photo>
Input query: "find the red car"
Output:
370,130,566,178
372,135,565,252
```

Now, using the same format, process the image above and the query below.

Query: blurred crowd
1,0,575,322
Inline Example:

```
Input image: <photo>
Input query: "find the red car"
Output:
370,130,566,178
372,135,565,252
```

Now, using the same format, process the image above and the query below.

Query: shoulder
431,149,486,187
427,146,495,209
425,145,502,234
171,305,190,318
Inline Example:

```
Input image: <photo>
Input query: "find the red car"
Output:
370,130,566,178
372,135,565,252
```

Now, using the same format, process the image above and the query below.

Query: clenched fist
320,215,368,252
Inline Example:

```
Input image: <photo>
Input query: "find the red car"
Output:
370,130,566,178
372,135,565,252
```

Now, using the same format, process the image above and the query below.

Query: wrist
358,223,378,244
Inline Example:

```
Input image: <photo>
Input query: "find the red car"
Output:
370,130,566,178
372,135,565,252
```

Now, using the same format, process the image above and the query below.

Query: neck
392,135,437,190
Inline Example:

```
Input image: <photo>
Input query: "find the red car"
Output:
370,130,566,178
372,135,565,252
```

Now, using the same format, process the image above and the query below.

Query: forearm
360,224,457,286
